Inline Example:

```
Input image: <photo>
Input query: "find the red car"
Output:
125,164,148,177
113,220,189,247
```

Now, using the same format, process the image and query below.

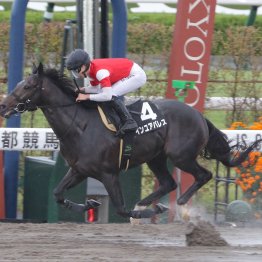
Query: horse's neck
40,78,88,139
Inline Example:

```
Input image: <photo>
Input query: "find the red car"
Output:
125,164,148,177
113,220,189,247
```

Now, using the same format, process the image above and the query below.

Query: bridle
10,74,80,141
10,81,43,113
11,76,77,114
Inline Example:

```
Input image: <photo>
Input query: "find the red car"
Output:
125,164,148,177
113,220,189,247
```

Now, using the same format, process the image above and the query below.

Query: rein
73,77,86,94
14,99,77,113
73,78,81,93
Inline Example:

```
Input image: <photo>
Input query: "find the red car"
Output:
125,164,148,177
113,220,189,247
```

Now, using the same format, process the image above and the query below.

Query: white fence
2,0,262,5
0,128,261,151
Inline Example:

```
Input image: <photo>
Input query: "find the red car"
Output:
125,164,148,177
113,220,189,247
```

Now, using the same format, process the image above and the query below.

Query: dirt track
0,222,262,262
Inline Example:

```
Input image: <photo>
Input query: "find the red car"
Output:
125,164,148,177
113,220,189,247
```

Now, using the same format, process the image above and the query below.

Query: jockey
65,49,147,135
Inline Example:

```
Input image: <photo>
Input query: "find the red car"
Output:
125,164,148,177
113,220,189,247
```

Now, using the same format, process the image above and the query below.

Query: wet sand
0,222,262,261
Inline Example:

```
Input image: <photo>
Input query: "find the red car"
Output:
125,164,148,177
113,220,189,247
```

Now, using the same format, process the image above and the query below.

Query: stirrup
115,122,137,137
121,121,138,132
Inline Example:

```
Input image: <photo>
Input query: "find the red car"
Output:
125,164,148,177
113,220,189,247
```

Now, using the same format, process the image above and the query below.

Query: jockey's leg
111,63,147,97
110,63,146,135
111,96,138,134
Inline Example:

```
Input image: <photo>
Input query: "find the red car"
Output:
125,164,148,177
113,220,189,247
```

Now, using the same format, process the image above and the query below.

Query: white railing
205,97,262,110
1,0,262,5
1,0,75,3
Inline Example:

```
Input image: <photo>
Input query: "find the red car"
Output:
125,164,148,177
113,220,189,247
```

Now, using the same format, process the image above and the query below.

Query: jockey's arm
89,87,113,102
76,87,113,102
88,73,113,101
83,85,101,94
76,71,113,102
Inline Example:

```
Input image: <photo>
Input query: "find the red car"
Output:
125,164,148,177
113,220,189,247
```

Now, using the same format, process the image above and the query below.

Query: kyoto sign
166,0,216,112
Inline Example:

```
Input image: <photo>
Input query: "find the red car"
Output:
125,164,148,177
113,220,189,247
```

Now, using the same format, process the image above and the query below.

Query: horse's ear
37,62,44,75
32,63,37,74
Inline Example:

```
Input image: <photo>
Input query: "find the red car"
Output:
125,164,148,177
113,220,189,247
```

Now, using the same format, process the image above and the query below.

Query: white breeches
111,63,147,96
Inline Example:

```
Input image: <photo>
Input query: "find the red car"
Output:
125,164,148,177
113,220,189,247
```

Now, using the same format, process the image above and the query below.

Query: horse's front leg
101,173,164,219
53,168,101,212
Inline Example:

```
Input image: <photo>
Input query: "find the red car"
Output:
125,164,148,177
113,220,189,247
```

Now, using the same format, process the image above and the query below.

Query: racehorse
0,63,259,219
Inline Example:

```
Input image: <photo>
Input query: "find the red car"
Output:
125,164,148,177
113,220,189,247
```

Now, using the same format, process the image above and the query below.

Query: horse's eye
24,85,29,90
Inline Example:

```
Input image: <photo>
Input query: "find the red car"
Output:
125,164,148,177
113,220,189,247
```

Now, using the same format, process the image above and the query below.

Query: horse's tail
202,118,261,167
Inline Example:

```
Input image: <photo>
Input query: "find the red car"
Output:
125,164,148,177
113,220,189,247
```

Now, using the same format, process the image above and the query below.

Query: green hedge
1,8,262,28
1,9,262,57
0,19,261,71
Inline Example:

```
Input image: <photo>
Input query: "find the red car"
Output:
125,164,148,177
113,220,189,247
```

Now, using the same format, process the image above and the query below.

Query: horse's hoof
177,197,187,205
64,199,86,212
130,217,142,225
86,199,101,208
130,205,150,225
155,203,169,214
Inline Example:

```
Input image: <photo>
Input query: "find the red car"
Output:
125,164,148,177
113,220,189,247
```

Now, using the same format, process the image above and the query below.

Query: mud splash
186,220,229,246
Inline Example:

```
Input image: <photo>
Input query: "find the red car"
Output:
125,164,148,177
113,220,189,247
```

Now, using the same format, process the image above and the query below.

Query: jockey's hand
76,93,90,102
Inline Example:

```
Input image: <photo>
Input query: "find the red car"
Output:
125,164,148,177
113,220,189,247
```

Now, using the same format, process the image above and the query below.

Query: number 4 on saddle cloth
97,99,168,171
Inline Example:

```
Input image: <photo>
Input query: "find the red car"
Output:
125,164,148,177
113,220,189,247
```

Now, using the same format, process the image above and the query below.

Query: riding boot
111,96,138,135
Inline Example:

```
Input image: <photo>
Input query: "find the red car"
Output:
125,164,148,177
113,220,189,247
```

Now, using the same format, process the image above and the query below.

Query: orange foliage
229,118,262,214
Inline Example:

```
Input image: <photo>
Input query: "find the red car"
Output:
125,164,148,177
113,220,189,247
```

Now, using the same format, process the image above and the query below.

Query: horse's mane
42,67,99,109
43,68,77,98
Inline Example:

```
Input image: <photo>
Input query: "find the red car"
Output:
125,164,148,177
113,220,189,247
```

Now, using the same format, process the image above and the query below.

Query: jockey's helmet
65,49,90,78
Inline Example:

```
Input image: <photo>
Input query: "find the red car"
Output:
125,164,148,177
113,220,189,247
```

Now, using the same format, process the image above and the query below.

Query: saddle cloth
97,99,167,170
98,99,167,135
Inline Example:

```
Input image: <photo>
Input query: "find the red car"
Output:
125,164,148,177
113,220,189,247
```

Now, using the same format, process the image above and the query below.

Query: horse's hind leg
136,152,177,208
175,160,212,205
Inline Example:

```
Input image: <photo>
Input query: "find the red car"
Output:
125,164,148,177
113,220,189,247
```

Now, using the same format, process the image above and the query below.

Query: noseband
14,99,36,113
11,81,42,113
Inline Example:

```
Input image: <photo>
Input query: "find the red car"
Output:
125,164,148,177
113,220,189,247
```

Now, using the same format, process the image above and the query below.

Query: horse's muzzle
0,104,15,118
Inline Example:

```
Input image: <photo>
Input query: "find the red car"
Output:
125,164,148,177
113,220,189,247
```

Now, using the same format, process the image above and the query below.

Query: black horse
0,64,259,219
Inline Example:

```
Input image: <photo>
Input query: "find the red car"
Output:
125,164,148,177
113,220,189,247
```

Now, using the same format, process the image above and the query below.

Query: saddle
97,99,167,171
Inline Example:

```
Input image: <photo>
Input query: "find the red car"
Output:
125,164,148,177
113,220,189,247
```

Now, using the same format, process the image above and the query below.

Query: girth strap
97,105,135,171
119,133,135,171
